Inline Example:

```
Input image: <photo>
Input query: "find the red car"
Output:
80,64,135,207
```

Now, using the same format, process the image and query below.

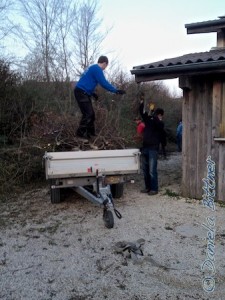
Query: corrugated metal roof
132,49,225,70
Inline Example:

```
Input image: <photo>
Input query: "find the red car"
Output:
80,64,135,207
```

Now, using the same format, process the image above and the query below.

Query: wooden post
217,29,225,48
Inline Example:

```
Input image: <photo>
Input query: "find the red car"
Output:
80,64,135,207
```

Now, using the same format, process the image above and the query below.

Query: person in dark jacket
139,101,165,195
74,56,125,139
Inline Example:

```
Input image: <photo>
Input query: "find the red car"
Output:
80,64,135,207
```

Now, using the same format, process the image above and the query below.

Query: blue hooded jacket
75,64,117,95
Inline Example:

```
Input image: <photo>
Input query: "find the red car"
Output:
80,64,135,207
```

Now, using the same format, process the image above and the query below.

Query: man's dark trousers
74,88,95,138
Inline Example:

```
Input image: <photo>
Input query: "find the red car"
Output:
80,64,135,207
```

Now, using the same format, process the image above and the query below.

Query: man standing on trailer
74,56,125,140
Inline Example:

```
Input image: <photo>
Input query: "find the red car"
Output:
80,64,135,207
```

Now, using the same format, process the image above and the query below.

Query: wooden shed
131,16,225,201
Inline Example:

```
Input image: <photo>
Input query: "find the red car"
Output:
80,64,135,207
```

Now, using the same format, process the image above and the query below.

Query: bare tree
71,0,109,75
16,0,62,82
11,0,110,81
54,1,77,81
0,0,14,42
22,49,46,81
1,0,116,84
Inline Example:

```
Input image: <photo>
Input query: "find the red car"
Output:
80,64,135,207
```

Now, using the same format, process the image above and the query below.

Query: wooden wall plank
181,89,189,197
189,81,198,198
218,144,225,201
182,79,199,198
212,80,222,200
196,79,213,199
216,81,225,201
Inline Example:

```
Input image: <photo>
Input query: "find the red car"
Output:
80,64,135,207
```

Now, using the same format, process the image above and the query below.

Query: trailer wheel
50,180,61,204
103,209,114,229
111,183,124,198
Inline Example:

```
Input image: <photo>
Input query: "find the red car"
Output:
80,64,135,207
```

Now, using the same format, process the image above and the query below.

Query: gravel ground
0,152,225,300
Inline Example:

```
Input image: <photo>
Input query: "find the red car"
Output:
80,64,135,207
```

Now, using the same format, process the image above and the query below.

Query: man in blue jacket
139,100,165,195
74,56,125,139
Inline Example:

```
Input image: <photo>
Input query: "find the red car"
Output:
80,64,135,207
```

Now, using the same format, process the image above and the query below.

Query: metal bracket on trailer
74,186,104,206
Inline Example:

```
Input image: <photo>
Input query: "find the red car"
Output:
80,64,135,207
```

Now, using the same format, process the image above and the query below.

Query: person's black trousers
74,88,95,138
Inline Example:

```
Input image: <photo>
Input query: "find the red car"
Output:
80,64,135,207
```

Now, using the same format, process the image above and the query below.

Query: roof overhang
185,17,225,34
131,60,225,82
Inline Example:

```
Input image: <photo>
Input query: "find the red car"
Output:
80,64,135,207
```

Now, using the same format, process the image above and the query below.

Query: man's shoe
90,144,98,150
141,188,150,193
72,147,80,151
77,136,89,143
148,191,158,196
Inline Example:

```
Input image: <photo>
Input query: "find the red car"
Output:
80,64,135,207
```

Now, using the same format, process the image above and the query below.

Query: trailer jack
102,196,122,229
74,172,122,229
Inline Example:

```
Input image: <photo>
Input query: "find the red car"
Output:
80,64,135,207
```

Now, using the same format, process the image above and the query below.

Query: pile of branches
0,105,128,193
27,105,127,151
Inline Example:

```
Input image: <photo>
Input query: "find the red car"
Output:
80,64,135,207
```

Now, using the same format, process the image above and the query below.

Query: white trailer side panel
45,149,140,179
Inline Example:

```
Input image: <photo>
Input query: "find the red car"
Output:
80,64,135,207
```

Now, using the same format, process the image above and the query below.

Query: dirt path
0,152,224,300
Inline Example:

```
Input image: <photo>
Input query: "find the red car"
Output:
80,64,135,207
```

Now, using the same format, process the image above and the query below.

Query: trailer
44,148,141,228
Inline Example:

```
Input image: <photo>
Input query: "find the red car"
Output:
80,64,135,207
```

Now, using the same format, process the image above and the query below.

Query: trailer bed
44,148,140,179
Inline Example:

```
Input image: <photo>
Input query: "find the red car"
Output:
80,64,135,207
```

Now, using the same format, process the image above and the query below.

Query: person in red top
134,118,145,143
137,119,145,135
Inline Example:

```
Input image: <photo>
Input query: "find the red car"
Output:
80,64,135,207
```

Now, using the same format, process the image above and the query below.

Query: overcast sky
97,0,225,95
